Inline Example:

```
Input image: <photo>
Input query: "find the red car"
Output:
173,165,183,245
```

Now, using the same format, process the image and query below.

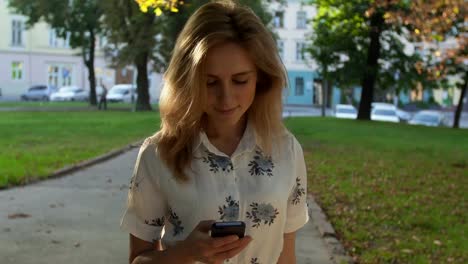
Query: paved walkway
0,148,334,264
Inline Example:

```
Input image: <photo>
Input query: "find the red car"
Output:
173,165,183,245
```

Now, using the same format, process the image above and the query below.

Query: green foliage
306,0,427,95
101,0,160,67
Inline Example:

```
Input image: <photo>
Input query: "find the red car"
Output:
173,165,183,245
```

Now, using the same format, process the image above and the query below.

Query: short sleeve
284,137,309,233
120,140,168,242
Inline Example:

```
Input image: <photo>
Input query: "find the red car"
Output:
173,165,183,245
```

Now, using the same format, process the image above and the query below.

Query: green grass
1,112,467,262
284,117,468,264
0,111,160,188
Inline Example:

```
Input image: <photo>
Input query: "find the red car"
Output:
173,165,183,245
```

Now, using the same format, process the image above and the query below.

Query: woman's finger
214,236,253,259
209,235,240,248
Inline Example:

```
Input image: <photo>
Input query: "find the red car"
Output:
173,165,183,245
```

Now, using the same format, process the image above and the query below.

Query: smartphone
210,221,245,238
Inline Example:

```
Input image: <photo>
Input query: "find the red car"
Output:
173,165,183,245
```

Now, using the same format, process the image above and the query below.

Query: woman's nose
216,81,234,102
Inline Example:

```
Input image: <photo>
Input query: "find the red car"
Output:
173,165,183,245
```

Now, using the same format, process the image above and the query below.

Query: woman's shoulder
136,134,163,166
269,128,301,156
275,128,299,146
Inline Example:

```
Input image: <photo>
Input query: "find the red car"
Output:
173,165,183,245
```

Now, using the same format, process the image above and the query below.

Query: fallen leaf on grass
433,240,442,246
401,249,413,254
8,213,31,219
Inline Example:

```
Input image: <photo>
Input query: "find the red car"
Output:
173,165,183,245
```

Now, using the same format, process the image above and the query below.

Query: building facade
270,0,337,107
0,0,163,102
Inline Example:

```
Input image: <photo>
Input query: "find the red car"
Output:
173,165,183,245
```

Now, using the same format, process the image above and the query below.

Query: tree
401,0,466,128
101,0,164,111
307,0,425,120
9,0,105,105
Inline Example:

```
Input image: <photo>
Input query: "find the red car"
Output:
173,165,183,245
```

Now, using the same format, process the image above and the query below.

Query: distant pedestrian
98,81,107,110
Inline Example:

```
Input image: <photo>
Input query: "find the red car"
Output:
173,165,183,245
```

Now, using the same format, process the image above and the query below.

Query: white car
408,110,446,127
106,84,136,103
371,106,400,123
334,104,357,119
372,102,411,122
50,86,88,101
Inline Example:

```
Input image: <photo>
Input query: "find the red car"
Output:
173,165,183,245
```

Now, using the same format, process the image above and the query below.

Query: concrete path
0,148,333,264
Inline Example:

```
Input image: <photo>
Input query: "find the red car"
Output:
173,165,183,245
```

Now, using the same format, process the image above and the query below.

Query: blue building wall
283,70,317,105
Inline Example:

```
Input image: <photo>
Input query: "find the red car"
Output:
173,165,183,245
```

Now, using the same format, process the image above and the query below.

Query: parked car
408,110,446,127
20,85,57,101
50,86,88,101
372,102,411,122
371,106,400,123
106,84,136,103
334,104,357,119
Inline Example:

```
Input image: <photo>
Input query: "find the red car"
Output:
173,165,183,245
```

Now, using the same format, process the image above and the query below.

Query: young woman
121,1,309,263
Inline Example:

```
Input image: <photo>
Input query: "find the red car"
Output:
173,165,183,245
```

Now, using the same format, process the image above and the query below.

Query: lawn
1,112,466,263
0,111,160,188
284,117,467,264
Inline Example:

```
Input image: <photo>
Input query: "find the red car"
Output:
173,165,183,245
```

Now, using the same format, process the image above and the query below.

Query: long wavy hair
153,0,288,182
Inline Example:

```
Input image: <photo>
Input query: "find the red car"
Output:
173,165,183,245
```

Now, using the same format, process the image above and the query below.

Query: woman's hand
175,220,253,264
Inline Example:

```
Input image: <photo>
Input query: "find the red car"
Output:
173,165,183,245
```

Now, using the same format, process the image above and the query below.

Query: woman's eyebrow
207,70,255,78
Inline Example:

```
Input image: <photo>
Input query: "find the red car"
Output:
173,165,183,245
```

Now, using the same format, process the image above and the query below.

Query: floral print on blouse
120,121,309,264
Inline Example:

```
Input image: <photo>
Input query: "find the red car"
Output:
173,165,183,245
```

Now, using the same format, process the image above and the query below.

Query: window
296,11,307,29
273,11,284,28
49,30,71,48
98,35,107,48
295,77,304,96
49,30,58,47
296,42,305,61
48,65,60,87
61,65,72,86
47,65,74,87
278,40,284,59
12,61,23,80
11,20,23,46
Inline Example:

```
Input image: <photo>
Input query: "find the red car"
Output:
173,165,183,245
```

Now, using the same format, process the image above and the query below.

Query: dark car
20,85,57,101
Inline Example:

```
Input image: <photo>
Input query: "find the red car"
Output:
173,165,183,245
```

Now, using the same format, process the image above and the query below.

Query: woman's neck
204,115,247,155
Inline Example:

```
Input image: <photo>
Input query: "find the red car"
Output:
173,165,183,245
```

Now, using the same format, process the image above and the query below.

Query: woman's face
203,42,257,127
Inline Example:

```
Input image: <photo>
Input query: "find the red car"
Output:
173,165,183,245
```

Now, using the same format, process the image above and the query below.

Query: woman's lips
215,107,238,115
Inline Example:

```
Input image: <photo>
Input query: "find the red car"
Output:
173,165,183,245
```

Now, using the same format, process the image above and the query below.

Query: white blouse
120,121,309,264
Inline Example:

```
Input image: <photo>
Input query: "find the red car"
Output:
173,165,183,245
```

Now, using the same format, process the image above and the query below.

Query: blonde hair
154,0,287,182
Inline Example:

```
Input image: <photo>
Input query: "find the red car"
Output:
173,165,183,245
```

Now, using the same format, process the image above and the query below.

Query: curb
307,195,355,264
2,139,144,190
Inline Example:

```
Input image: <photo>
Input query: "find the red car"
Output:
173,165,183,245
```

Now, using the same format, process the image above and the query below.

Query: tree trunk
135,51,152,111
358,12,384,120
321,79,327,117
85,29,97,106
453,71,467,129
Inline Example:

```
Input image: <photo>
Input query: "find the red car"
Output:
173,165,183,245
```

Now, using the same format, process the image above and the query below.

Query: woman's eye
233,80,248,85
207,80,217,86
